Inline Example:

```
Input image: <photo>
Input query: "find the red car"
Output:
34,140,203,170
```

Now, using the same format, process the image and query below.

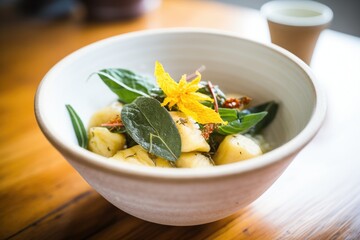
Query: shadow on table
87,202,279,239
7,189,278,239
7,188,357,239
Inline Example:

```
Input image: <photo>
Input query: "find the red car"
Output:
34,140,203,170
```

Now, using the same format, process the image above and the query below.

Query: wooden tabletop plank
8,190,120,240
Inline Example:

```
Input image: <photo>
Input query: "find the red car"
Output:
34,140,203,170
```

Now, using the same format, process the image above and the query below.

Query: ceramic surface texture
35,29,326,225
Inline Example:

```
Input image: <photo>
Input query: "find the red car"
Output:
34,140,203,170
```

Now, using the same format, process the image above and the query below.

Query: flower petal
155,61,178,96
180,100,225,124
155,61,224,125
185,72,201,92
188,92,213,102
178,74,188,87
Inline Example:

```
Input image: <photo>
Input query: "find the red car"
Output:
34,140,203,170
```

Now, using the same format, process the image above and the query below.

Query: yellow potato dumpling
154,157,174,168
213,134,262,165
112,145,174,168
175,152,214,168
88,101,123,129
169,111,210,153
88,127,126,157
245,134,272,153
111,145,155,167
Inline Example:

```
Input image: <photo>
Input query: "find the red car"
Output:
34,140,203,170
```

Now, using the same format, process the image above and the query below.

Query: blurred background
1,0,359,36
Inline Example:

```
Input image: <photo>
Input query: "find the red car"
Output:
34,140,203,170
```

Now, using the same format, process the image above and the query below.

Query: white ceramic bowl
35,29,326,226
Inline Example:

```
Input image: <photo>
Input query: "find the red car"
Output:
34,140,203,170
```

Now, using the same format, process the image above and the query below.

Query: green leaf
218,108,238,122
121,97,181,162
198,81,227,106
208,132,225,154
149,87,165,98
149,87,166,103
217,112,267,135
96,69,156,103
246,101,279,134
65,105,88,148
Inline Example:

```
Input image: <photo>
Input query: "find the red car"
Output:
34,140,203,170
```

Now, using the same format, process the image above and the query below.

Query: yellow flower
154,61,225,124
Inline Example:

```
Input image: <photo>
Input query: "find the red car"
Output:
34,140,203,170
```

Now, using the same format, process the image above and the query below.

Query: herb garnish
246,101,279,134
96,68,156,103
155,61,225,124
66,62,279,164
218,112,267,135
65,105,88,148
121,97,181,162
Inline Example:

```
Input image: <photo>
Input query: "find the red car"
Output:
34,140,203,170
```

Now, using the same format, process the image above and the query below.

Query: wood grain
1,0,360,239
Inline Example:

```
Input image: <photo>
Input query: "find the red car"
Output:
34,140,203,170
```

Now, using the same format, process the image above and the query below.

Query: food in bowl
66,61,278,168
35,29,326,226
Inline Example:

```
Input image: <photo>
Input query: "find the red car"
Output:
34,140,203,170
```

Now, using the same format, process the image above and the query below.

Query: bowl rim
35,28,326,180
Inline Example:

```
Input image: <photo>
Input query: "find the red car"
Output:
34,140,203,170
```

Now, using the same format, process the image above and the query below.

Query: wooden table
1,0,360,239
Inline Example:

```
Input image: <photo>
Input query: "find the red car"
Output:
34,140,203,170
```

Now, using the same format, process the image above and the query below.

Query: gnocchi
169,111,210,153
213,134,263,165
111,145,173,168
88,102,123,129
175,152,214,168
88,127,126,157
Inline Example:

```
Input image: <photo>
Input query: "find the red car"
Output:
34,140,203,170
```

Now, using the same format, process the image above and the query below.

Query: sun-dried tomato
201,123,216,140
222,96,252,109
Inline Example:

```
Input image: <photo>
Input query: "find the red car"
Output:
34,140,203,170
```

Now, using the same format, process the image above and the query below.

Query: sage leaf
65,104,88,148
149,87,166,103
246,101,279,134
121,97,181,162
96,69,156,103
218,108,238,122
218,112,267,135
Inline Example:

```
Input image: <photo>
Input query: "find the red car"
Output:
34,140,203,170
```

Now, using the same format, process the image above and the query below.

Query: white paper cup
261,1,333,64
